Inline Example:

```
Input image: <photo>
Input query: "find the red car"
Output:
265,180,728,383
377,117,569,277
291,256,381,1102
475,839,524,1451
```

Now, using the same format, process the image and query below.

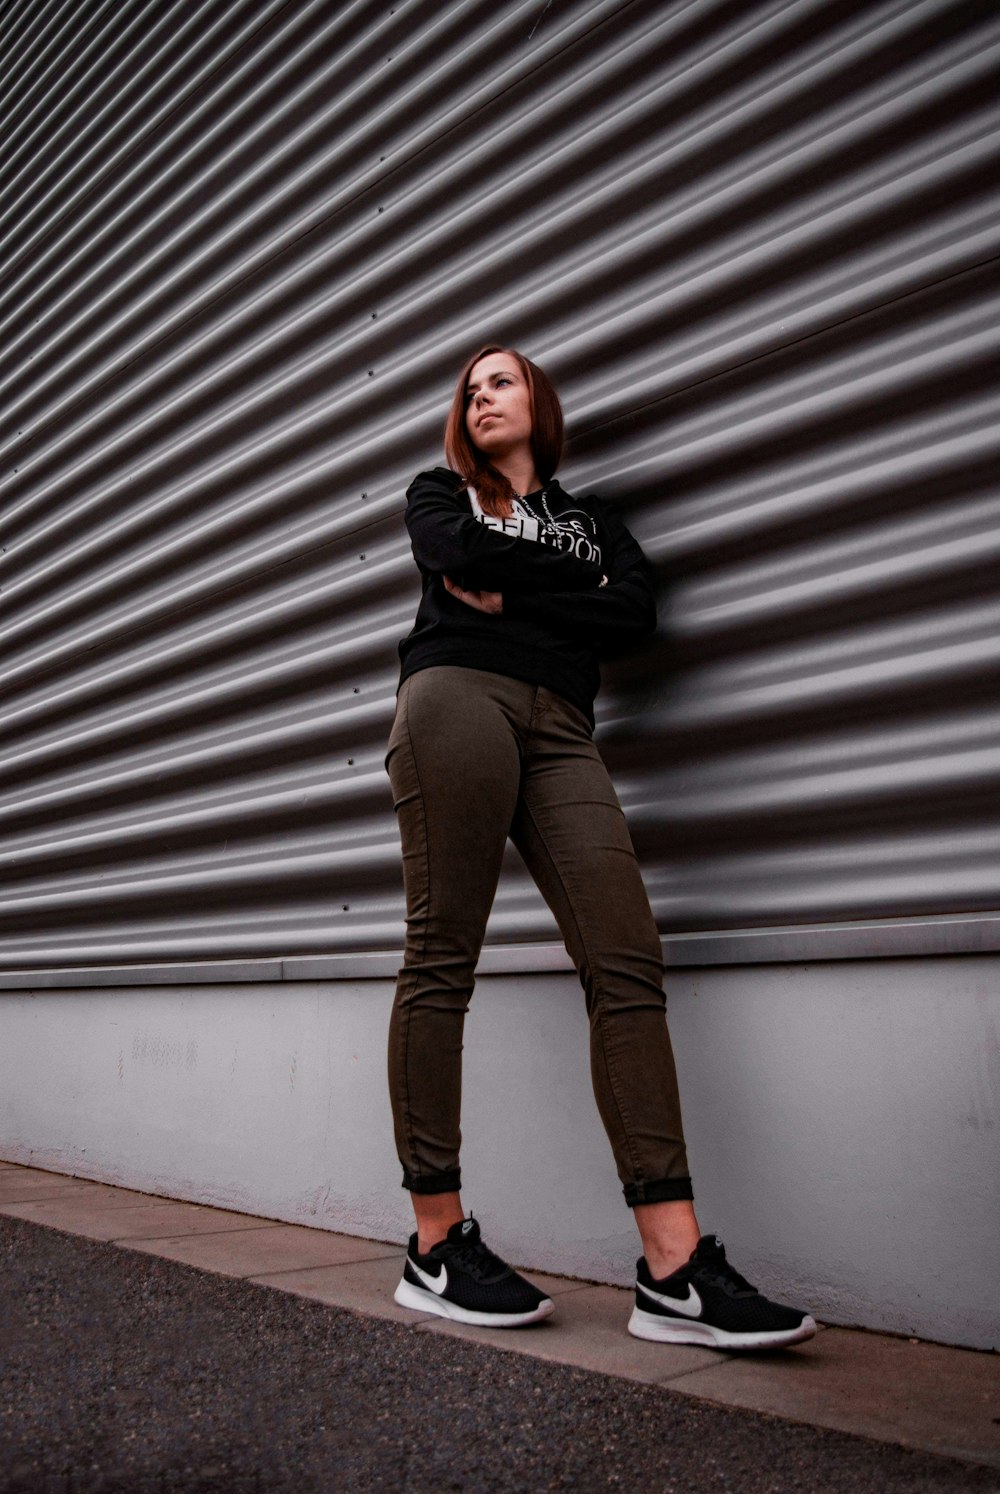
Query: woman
385,346,815,1349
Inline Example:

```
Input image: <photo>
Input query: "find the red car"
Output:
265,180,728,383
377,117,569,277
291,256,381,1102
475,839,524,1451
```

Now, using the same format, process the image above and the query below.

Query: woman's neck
491,452,542,497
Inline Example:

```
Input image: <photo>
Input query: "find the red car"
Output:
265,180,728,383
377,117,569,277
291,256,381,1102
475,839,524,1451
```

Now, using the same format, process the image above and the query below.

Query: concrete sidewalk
2,1160,998,1489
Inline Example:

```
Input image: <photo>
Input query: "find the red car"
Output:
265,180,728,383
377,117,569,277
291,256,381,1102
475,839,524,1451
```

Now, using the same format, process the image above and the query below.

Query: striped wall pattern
1,0,998,973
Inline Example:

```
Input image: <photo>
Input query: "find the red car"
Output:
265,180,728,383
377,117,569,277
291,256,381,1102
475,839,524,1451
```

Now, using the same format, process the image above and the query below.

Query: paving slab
419,1280,724,1384
0,1164,87,1185
0,1172,172,1207
0,1164,104,1184
670,1323,1000,1470
0,1193,282,1242
249,1254,584,1326
123,1221,403,1277
0,1174,113,1203
248,1249,435,1326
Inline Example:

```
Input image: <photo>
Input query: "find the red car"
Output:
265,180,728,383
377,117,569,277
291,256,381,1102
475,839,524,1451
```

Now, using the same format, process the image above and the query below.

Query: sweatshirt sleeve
503,499,658,652
405,469,604,593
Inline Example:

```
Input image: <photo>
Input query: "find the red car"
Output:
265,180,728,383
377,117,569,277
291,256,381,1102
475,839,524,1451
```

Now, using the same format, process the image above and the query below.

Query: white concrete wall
1,956,997,1350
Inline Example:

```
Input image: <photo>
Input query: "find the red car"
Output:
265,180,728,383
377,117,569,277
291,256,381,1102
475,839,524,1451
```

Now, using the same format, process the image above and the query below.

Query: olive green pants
386,666,692,1206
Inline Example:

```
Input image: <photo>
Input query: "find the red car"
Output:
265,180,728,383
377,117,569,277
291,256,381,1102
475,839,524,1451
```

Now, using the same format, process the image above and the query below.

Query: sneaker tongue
447,1216,480,1246
693,1234,727,1264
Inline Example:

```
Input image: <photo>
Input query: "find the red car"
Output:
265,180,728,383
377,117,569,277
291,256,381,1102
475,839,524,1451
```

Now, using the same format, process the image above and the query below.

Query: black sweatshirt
397,468,657,724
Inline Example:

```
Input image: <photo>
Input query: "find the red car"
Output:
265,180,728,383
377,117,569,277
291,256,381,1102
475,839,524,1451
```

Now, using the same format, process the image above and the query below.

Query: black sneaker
628,1234,816,1350
394,1216,554,1327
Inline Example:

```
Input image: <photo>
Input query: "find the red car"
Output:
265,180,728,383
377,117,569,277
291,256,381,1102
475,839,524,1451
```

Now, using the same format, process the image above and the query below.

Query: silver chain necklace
514,485,560,536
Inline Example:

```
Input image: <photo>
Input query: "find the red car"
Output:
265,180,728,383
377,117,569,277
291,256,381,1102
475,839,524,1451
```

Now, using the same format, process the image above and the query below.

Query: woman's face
464,352,533,459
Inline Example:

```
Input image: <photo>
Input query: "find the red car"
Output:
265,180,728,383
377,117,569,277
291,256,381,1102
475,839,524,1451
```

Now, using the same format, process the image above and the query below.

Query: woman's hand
443,576,503,614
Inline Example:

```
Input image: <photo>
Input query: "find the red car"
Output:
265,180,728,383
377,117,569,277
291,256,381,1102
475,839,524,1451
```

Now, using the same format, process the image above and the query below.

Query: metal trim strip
3,913,999,987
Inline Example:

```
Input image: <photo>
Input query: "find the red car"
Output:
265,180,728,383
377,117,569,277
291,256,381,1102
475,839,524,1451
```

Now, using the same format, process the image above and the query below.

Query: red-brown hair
443,345,564,518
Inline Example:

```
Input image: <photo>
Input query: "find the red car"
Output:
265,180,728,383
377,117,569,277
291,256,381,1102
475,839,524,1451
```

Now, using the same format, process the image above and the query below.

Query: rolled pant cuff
624,1176,694,1207
402,1168,462,1196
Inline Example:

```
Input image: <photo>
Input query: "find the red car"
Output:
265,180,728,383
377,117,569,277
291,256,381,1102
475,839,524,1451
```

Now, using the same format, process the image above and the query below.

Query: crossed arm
405,470,657,648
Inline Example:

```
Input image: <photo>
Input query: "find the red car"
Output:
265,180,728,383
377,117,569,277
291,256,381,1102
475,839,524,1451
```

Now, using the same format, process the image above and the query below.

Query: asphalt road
1,1215,995,1494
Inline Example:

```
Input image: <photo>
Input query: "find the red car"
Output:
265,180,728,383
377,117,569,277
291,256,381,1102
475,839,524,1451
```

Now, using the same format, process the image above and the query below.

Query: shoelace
443,1238,511,1282
691,1258,757,1298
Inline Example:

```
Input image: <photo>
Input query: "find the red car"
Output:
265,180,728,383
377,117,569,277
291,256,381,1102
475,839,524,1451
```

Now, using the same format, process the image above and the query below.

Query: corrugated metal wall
1,0,998,975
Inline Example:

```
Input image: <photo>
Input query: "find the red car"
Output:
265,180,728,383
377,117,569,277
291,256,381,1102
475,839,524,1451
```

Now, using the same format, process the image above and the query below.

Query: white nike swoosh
637,1280,703,1318
410,1257,448,1296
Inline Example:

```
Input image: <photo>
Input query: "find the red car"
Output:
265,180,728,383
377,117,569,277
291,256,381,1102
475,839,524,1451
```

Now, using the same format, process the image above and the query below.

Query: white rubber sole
628,1305,817,1351
394,1276,555,1327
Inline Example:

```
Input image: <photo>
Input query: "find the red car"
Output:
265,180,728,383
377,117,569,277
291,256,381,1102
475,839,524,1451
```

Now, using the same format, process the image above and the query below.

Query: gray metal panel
1,0,998,974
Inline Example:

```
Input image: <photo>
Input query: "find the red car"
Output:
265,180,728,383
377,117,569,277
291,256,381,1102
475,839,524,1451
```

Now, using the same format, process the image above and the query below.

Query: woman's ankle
634,1198,701,1279
413,1190,465,1255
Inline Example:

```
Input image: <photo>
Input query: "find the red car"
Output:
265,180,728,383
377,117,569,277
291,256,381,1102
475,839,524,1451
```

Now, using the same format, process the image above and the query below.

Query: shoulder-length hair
443,345,564,519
